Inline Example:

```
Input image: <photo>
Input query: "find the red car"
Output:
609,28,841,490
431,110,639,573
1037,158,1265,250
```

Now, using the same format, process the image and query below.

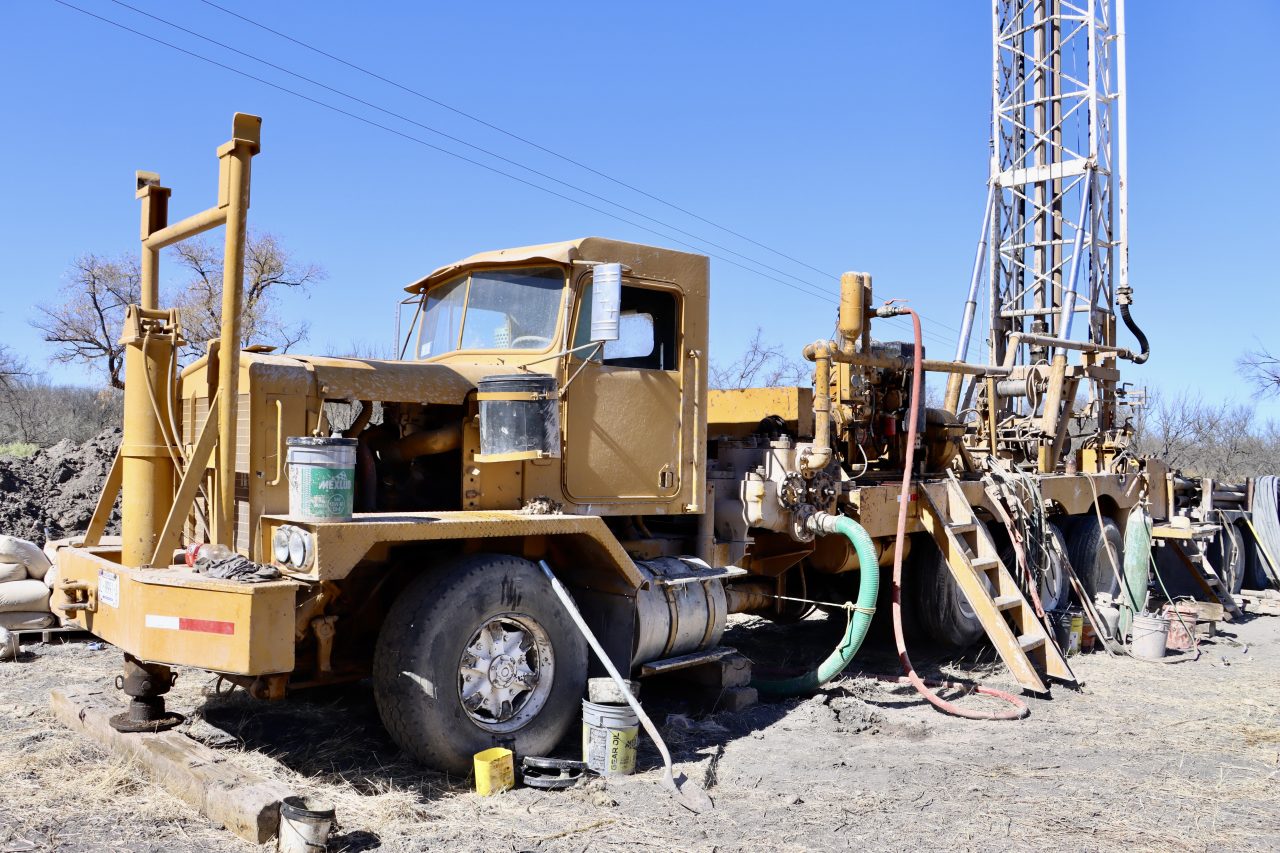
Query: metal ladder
918,472,1076,694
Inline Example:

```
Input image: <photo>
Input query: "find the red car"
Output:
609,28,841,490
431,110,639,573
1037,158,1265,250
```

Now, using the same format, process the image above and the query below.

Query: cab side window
574,281,679,371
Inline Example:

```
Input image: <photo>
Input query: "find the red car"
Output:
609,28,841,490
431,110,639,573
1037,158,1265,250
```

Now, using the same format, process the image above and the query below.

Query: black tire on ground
986,519,1071,613
911,535,989,649
1208,521,1248,595
1035,522,1072,613
373,553,589,775
1066,514,1124,602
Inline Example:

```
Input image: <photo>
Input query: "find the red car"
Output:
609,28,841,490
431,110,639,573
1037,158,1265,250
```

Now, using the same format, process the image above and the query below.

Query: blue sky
2,1,1277,421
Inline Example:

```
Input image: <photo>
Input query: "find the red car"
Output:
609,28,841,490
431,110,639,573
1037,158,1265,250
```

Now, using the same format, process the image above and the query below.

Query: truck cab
407,237,709,516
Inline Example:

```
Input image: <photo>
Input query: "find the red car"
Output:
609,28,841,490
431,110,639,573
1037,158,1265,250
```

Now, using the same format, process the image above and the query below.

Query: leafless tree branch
709,327,810,390
1238,344,1280,396
32,254,140,388
174,229,325,360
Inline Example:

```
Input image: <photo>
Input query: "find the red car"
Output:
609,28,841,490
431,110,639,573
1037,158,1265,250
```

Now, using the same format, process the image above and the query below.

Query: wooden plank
640,646,734,677
83,448,123,548
662,653,752,688
151,392,220,567
50,684,293,844
1150,525,1193,541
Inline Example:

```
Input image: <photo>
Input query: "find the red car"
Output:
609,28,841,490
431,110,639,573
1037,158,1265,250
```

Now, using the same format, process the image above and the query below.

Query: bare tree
33,234,324,385
0,345,32,443
0,344,28,391
33,255,140,389
0,376,123,447
1131,388,1277,479
1239,344,1280,396
710,327,810,389
173,230,324,360
323,339,397,361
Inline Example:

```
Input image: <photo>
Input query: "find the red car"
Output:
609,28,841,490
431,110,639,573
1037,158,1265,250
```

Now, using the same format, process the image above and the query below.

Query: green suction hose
1120,507,1152,637
752,514,879,696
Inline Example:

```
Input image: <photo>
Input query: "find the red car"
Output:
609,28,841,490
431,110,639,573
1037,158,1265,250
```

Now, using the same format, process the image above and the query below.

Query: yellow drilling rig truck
50,114,1197,773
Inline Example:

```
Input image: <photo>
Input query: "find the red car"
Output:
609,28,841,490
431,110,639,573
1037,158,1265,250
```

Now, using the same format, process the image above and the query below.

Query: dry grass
3,615,1280,851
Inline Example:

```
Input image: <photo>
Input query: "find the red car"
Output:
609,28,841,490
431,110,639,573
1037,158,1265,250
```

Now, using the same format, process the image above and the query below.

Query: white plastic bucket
1130,614,1169,660
277,796,334,852
582,699,638,776
286,437,357,521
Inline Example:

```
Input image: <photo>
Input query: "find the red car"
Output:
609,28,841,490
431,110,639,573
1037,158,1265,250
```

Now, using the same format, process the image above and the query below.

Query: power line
107,0,847,308
49,0,845,309
49,0,962,351
193,0,967,346
196,0,841,285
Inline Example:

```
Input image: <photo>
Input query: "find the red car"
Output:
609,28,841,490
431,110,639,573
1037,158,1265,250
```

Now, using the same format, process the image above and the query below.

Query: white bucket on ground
582,698,639,776
286,437,357,521
1130,614,1169,660
277,795,335,852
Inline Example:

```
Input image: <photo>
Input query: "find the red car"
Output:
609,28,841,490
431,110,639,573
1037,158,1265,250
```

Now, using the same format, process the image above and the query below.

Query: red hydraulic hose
889,307,1029,721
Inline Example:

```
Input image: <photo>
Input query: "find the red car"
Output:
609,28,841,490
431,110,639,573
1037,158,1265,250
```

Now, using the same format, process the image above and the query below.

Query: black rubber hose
1119,303,1150,364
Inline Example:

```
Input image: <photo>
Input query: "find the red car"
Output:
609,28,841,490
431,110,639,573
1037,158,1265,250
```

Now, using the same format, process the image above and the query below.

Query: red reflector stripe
178,617,235,635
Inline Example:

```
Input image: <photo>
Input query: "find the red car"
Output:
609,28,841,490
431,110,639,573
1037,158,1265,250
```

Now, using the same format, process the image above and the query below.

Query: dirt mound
0,427,121,543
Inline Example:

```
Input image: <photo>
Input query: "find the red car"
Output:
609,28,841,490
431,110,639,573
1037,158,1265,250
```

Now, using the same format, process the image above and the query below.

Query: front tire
373,554,588,775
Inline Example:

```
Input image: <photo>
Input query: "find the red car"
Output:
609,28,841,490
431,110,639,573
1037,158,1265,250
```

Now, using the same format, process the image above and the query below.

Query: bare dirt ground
2,610,1278,853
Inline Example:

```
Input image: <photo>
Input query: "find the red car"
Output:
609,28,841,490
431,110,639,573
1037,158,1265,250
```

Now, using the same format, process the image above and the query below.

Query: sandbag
0,536,52,581
0,580,51,613
0,611,55,630
43,562,59,590
0,562,26,583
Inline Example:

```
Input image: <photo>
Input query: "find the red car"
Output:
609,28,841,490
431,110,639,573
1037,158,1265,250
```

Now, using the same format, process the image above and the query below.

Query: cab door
563,278,683,504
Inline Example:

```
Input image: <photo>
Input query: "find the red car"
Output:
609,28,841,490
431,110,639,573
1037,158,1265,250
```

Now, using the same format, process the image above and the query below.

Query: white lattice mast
953,0,1131,444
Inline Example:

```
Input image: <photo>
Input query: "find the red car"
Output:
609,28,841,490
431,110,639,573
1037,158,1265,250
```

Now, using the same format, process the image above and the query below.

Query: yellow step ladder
918,472,1076,695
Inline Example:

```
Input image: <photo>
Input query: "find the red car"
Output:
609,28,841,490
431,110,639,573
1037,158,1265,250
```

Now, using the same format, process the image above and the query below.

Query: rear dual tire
912,519,1079,649
1064,514,1124,603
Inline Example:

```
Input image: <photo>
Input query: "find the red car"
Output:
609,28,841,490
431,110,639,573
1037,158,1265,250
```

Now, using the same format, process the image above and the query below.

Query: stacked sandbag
0,535,55,632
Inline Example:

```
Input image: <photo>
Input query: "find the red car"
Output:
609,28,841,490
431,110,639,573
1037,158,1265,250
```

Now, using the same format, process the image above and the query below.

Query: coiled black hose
1119,302,1150,364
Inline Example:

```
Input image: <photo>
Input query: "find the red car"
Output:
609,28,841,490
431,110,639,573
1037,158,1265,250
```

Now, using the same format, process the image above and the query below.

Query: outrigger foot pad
109,655,183,733
109,696,185,733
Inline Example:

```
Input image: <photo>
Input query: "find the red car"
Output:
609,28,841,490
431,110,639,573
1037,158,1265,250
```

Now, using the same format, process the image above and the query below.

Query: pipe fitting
806,511,844,537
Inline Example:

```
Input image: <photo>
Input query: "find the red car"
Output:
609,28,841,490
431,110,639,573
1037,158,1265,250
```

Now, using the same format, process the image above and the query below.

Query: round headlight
288,528,311,568
272,526,291,563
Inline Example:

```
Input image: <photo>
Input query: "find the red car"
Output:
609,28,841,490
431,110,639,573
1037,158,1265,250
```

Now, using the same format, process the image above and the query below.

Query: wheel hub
458,615,552,732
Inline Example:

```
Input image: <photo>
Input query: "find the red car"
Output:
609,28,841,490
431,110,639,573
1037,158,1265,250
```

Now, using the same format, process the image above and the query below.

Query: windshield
417,267,565,358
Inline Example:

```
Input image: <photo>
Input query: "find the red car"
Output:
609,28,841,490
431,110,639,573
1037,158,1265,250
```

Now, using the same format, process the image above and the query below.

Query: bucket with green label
286,437,357,521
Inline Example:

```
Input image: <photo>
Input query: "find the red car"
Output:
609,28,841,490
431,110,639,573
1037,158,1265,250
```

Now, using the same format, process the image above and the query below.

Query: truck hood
292,355,500,404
